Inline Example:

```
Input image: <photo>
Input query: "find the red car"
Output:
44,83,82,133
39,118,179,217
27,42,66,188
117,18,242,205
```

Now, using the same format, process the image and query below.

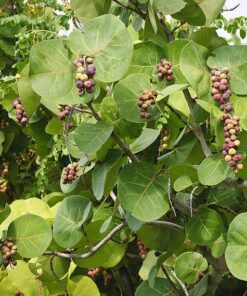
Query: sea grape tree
0,0,247,295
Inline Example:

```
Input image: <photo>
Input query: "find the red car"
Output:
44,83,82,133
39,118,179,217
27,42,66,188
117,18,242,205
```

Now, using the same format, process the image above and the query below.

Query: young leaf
53,195,93,248
174,252,208,284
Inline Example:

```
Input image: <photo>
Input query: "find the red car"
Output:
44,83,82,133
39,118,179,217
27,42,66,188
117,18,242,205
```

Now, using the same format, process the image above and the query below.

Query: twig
183,89,212,158
110,191,125,219
44,222,127,259
87,101,139,162
156,12,174,41
168,178,177,217
170,269,189,296
73,107,92,115
170,21,186,34
64,106,74,164
146,220,184,232
113,0,146,19
189,186,198,217
161,265,183,296
223,3,240,12
43,220,184,259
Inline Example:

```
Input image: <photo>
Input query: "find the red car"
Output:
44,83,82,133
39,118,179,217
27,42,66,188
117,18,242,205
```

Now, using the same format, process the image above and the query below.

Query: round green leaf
137,224,185,252
67,15,133,82
113,73,156,123
73,221,126,268
207,45,247,95
67,276,100,296
225,213,247,280
0,198,52,235
53,195,93,248
197,156,231,186
174,252,208,284
185,208,225,245
127,41,164,76
8,214,52,258
30,39,74,99
118,162,169,222
74,121,113,153
198,0,225,26
135,278,179,296
71,0,111,21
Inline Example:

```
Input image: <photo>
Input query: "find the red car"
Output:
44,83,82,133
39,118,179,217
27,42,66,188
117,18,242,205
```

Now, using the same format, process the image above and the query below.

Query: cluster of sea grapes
137,240,148,260
0,178,8,193
156,59,173,81
159,128,169,153
1,237,17,268
0,118,9,129
137,90,157,119
211,67,243,173
58,104,73,120
62,162,80,184
88,267,101,279
74,55,96,96
0,159,9,193
27,147,36,159
12,98,28,126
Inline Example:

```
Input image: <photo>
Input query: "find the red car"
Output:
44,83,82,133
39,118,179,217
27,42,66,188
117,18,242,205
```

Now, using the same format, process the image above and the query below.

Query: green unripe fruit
81,74,88,81
225,155,231,162
76,66,85,73
163,136,168,142
237,163,243,170
76,73,84,80
229,129,236,135
229,148,237,155
162,143,168,149
234,140,240,146
230,135,237,141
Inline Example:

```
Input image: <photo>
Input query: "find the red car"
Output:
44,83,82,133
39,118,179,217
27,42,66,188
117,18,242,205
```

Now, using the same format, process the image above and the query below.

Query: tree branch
113,0,146,19
87,101,139,162
43,220,184,259
183,89,212,157
223,3,240,12
44,222,128,259
156,12,174,41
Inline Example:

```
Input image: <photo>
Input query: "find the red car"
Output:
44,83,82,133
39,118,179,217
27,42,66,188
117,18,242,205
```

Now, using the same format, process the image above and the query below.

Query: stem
44,222,127,259
157,13,174,41
161,265,183,296
183,89,212,157
113,0,146,19
119,265,135,296
170,269,189,296
87,102,139,162
43,220,184,259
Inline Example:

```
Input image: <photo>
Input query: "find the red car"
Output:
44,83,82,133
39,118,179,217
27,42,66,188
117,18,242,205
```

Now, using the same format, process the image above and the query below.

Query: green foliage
1,0,247,294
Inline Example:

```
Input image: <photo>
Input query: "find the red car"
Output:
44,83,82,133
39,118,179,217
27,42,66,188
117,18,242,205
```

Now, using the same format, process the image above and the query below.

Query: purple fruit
222,150,228,156
224,132,230,137
228,141,236,148
228,160,236,167
76,80,84,89
235,126,240,132
224,103,232,111
86,87,94,93
219,84,228,91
